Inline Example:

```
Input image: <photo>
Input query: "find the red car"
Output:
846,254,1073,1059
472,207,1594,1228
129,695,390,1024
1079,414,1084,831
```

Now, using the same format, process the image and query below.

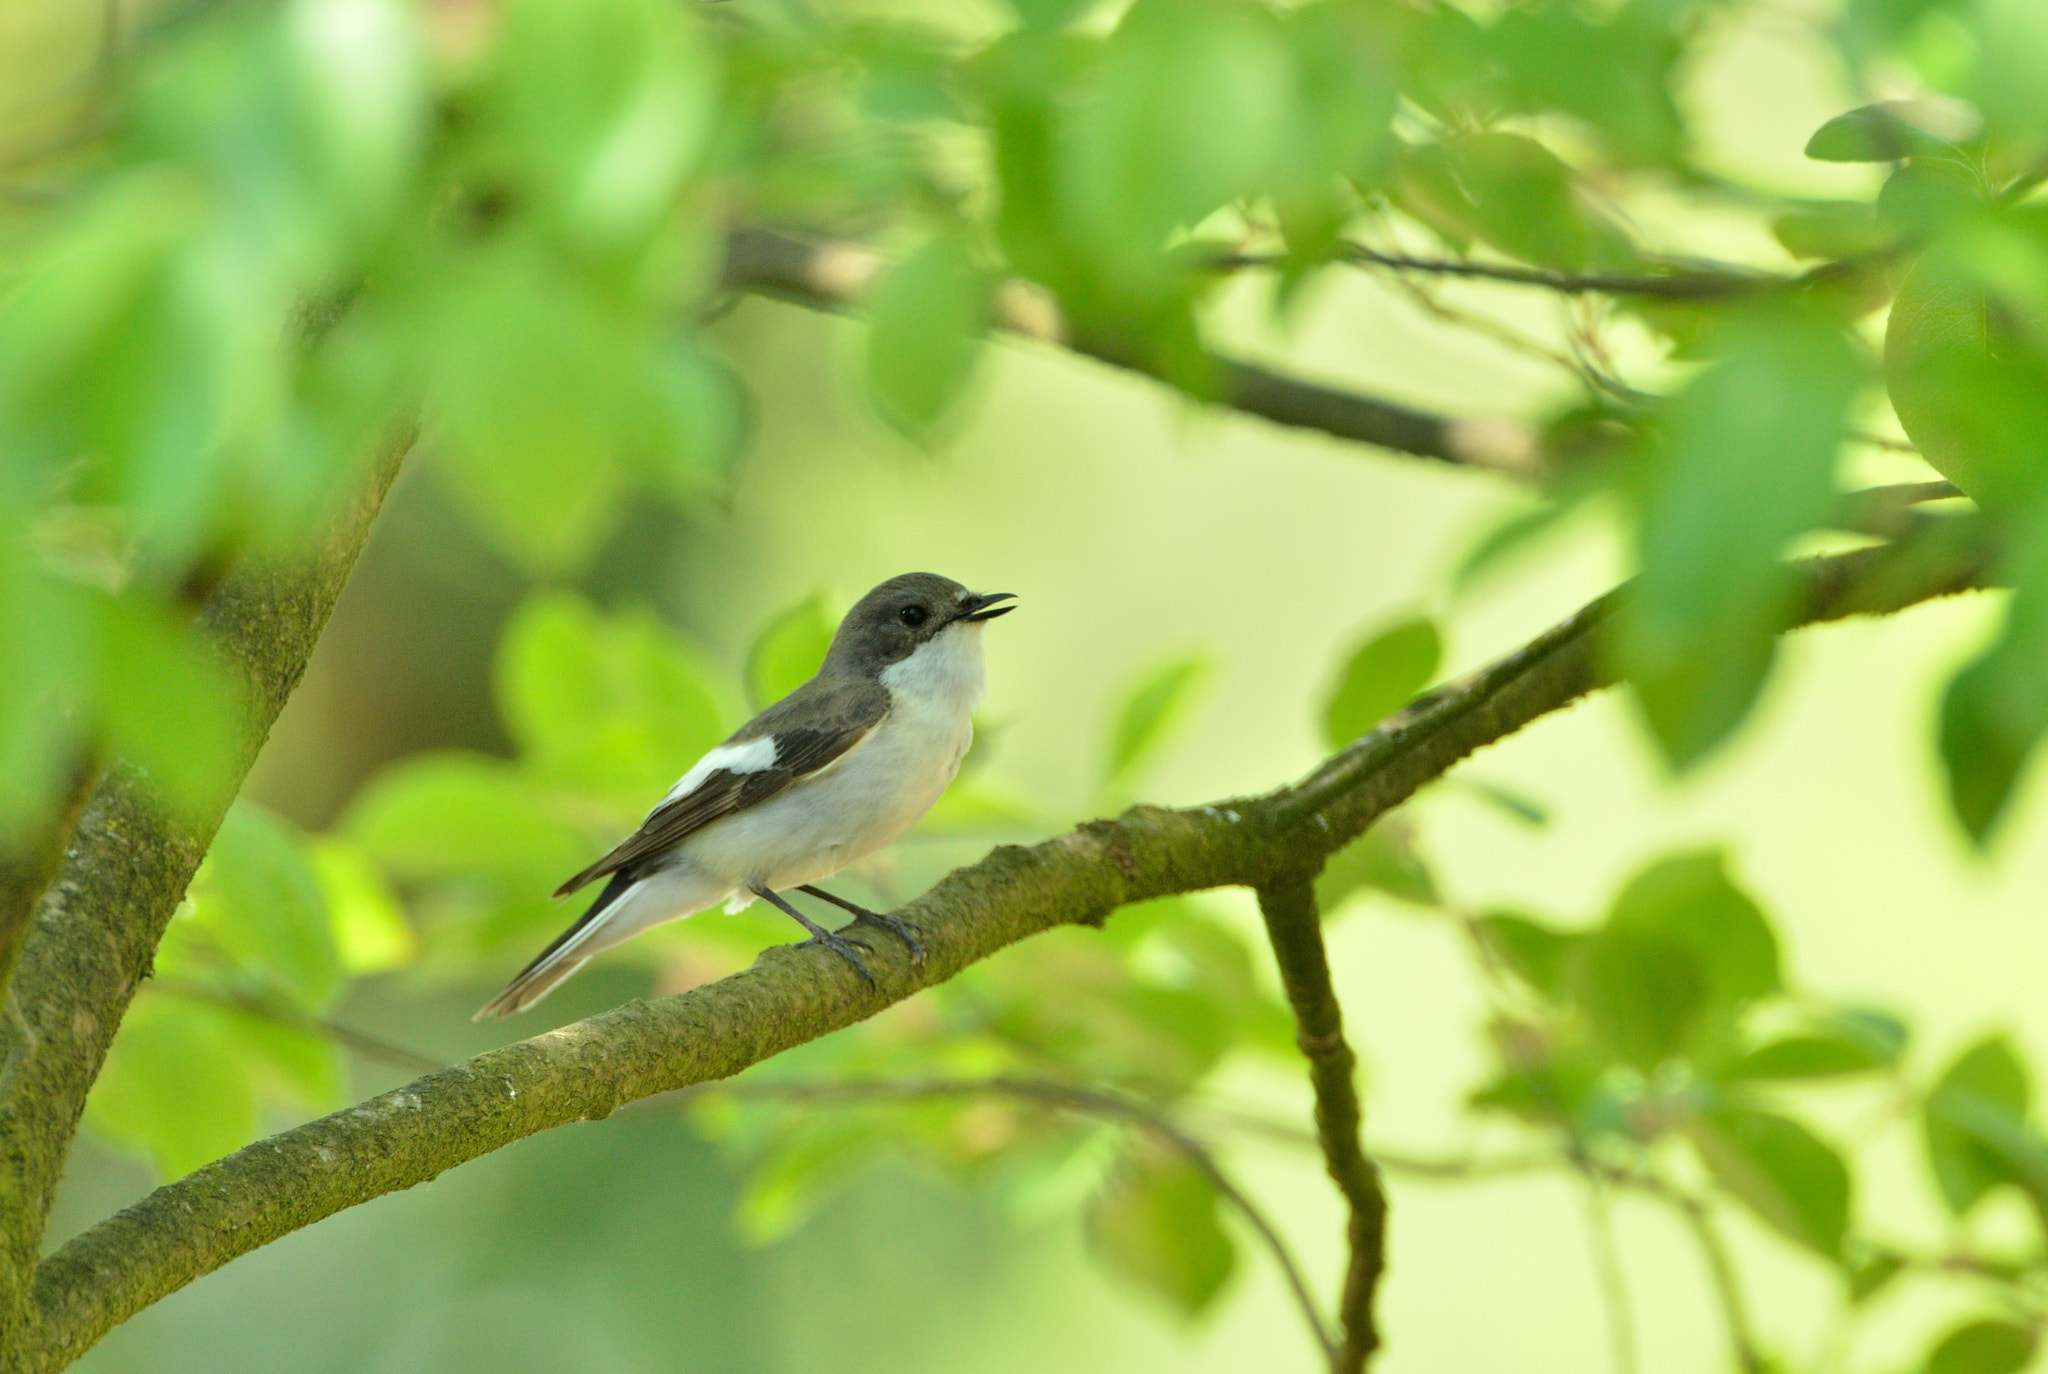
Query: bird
476,572,1016,1018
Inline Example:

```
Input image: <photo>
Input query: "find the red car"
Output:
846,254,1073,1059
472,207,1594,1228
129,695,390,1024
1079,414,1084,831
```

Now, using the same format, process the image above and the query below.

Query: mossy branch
26,517,1992,1371
0,439,410,1364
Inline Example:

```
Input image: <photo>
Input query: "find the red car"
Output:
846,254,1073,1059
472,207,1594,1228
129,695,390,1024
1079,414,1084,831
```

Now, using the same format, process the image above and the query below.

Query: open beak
960,591,1017,623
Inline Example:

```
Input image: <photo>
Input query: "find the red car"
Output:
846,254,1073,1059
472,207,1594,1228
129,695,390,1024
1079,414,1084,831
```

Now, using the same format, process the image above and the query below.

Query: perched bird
476,573,1015,1018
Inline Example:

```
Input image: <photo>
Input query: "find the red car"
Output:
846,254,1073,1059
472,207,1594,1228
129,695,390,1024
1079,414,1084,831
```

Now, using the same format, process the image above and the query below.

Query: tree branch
1256,879,1385,1373
29,518,1993,1371
721,229,1539,475
0,437,410,1362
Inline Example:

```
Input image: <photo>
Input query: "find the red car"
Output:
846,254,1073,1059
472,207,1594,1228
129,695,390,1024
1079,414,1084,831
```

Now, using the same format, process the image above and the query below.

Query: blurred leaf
284,0,426,245
0,539,86,836
747,593,834,710
230,1008,345,1110
1393,133,1630,270
1807,101,1971,162
497,591,727,800
1939,501,2048,843
1925,1320,2036,1374
1316,815,1438,911
310,838,417,975
1063,0,1295,282
344,752,592,877
1106,653,1209,789
1772,203,1891,260
1618,312,1863,766
1576,851,1778,1069
1885,236,2048,511
87,997,253,1180
489,0,718,250
1848,1248,1905,1303
1489,5,1682,164
1321,616,1440,749
190,804,341,1009
1689,1108,1851,1257
1726,1035,1889,1081
866,224,990,439
1475,912,1580,1003
94,595,242,821
1922,1034,2048,1218
733,1117,888,1244
1087,1147,1235,1318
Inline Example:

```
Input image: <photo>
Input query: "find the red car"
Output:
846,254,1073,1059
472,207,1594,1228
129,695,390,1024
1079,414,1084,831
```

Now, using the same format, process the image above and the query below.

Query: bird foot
851,911,925,966
796,929,876,985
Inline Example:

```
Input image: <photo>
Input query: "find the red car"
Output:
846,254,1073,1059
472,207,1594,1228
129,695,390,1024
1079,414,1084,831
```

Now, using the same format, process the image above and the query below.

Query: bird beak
959,592,1017,622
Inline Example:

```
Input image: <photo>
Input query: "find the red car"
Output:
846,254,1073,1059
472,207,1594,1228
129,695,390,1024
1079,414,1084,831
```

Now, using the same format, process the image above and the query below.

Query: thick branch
1256,879,1384,1373
722,229,1538,474
0,438,409,1360
30,520,1993,1370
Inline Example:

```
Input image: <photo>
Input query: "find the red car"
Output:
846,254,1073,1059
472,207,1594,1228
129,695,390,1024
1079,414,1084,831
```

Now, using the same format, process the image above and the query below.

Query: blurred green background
10,0,2048,1367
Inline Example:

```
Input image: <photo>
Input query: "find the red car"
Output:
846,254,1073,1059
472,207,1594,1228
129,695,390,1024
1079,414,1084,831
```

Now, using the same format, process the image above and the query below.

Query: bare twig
1578,1174,1641,1374
721,228,1540,475
1257,878,1386,1373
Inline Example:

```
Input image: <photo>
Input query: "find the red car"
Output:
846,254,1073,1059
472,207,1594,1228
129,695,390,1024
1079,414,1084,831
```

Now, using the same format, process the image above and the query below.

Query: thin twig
683,1075,1338,1358
1578,1172,1641,1374
1256,879,1386,1374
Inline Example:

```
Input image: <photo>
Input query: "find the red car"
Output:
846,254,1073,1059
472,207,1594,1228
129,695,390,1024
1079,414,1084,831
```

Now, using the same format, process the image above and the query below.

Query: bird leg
751,884,874,986
798,885,925,966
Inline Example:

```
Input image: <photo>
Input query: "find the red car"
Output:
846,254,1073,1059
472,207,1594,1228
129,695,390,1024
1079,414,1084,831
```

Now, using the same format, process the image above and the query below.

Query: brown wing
552,678,889,897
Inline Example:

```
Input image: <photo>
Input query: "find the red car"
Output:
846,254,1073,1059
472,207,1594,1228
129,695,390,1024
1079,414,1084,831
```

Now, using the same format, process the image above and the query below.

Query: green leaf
310,838,417,975
1489,5,1683,165
0,538,86,836
497,591,727,800
1806,101,1971,162
1848,1247,1905,1303
189,804,341,1009
1689,1108,1851,1257
86,996,254,1180
1925,1321,2036,1374
1393,133,1630,271
865,224,990,439
229,1009,345,1111
1321,616,1441,749
1939,500,2048,844
1885,229,2048,512
1772,203,1891,260
1575,851,1779,1070
1475,913,1581,1002
1316,815,1439,911
343,753,590,877
746,593,834,710
1064,0,1296,280
1087,1147,1235,1318
1617,311,1864,766
1726,1035,1889,1081
1106,653,1210,788
733,1117,889,1244
1922,1035,2048,1218
93,594,241,823
1608,852,1780,1005
489,0,718,249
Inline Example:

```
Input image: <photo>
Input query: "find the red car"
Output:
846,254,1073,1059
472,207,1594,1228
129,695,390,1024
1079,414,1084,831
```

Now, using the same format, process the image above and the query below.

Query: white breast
680,621,988,891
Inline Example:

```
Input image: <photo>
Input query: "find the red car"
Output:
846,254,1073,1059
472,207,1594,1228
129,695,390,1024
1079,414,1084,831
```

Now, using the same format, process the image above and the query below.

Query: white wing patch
655,735,779,811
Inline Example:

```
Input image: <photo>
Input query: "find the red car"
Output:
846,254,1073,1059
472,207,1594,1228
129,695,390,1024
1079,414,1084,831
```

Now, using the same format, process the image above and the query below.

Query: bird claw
852,911,925,966
797,929,876,985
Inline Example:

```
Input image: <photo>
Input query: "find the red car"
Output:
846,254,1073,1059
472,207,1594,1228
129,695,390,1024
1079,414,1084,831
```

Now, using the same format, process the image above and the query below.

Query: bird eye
898,605,928,628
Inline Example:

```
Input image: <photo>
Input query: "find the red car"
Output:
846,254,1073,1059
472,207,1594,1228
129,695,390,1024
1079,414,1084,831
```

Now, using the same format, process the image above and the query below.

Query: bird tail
473,873,634,1020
